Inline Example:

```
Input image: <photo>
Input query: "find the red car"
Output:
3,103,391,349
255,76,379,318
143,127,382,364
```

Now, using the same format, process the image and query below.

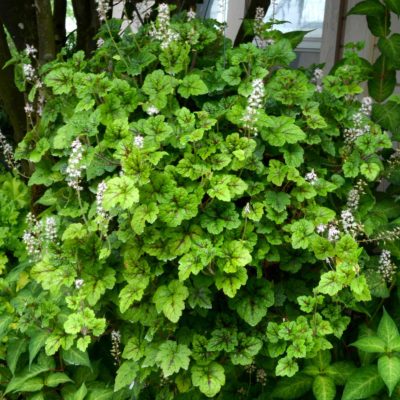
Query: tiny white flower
305,169,318,185
327,224,340,242
134,135,144,149
187,8,196,21
66,138,86,191
75,278,84,289
378,249,397,282
316,224,326,234
146,105,159,116
243,79,265,133
25,44,37,57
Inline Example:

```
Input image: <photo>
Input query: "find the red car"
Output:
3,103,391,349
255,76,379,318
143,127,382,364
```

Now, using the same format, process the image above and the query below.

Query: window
264,0,327,67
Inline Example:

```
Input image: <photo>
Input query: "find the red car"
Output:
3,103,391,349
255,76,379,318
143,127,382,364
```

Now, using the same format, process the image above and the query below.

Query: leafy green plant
349,309,400,397
1,3,400,399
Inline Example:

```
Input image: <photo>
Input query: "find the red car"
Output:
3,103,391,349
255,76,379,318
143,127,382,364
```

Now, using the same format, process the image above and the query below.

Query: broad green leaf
351,336,386,353
230,335,262,365
377,309,399,345
360,162,380,181
276,356,299,377
312,236,335,260
178,74,208,98
290,219,314,249
159,42,190,74
372,102,400,137
69,383,87,400
221,66,242,86
325,361,356,385
61,348,91,369
191,362,225,398
29,331,48,367
131,202,159,234
272,373,313,399
313,351,332,370
217,240,252,273
122,337,144,361
215,266,248,298
103,176,139,210
282,144,304,167
142,69,175,98
0,315,12,339
348,0,386,16
317,271,343,296
264,191,291,212
267,160,288,186
44,67,74,94
179,252,207,281
368,56,396,102
119,282,148,313
261,116,306,147
7,338,27,375
231,280,274,326
378,355,400,395
367,13,391,38
86,388,114,400
378,34,400,69
156,341,191,377
5,364,50,394
114,361,138,392
188,280,213,309
384,0,400,15
342,366,384,400
388,336,400,352
45,372,73,387
153,280,189,323
312,375,336,400
13,377,44,392
207,329,238,352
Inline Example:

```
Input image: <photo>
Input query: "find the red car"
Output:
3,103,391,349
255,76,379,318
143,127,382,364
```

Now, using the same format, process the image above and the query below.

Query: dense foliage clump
2,3,400,399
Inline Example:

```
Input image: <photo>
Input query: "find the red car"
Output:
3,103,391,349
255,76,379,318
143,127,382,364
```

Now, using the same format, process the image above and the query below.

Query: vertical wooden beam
320,0,346,72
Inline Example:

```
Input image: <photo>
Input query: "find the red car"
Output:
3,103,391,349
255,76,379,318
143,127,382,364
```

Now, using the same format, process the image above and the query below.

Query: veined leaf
215,266,248,298
272,373,313,399
276,356,299,377
342,366,384,400
29,331,48,367
156,341,191,377
45,372,73,387
378,355,400,395
114,361,138,392
178,74,208,98
7,338,27,375
191,362,225,398
377,309,399,345
312,375,336,400
153,280,189,323
103,176,139,210
348,0,386,16
351,336,386,353
230,334,262,365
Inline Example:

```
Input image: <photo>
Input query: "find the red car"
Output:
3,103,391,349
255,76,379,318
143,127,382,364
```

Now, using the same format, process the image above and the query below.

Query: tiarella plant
1,3,400,400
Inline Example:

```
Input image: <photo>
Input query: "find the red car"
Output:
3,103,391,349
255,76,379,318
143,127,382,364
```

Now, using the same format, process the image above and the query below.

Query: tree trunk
234,0,270,46
35,0,56,64
0,22,26,144
72,0,100,57
0,0,38,51
54,0,67,52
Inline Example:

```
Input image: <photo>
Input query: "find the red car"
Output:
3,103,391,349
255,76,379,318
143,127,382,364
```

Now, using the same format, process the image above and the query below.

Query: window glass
264,0,326,39
201,0,229,23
